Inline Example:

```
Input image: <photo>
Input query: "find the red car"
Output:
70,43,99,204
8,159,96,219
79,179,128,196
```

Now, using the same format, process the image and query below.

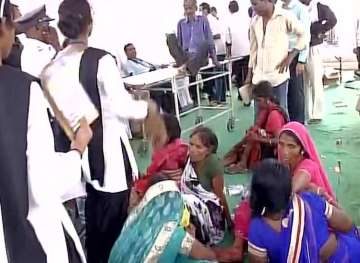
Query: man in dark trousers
282,0,311,124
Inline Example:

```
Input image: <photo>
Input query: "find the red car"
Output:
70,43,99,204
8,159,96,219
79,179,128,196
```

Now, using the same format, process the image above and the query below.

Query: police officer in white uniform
5,5,56,77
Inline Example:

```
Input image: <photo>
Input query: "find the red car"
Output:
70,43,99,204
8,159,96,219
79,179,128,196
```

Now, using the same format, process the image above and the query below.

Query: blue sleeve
202,17,216,59
248,218,268,257
177,20,183,48
297,5,311,63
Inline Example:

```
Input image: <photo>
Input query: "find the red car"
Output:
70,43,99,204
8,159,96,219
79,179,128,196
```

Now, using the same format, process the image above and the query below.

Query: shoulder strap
79,47,108,110
78,47,109,186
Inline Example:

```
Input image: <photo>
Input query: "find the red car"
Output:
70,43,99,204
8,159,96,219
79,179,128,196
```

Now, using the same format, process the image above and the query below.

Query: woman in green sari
108,175,217,263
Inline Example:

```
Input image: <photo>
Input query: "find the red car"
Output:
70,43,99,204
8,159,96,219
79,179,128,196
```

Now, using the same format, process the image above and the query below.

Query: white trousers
304,45,324,120
176,76,193,108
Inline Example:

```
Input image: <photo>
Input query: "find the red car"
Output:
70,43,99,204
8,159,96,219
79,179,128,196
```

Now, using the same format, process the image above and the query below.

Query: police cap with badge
15,5,54,33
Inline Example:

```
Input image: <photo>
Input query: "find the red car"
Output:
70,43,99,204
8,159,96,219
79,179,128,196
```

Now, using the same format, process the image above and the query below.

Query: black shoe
307,119,322,124
186,41,209,76
355,70,360,78
166,33,188,67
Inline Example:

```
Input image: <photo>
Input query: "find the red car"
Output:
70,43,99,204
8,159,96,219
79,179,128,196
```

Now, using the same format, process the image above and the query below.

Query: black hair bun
58,0,92,39
58,13,83,39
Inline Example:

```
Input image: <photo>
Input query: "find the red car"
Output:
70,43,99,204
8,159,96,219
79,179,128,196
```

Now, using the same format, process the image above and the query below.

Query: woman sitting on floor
277,121,335,202
109,175,218,263
181,126,232,246
215,122,336,262
223,81,288,174
248,159,360,262
129,113,188,211
134,113,188,194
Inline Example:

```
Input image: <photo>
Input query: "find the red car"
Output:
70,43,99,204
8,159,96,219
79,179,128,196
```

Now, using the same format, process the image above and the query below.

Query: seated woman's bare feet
223,154,238,167
225,162,248,174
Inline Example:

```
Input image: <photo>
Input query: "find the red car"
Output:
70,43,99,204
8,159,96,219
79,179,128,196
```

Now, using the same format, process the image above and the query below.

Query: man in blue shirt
282,0,311,124
177,0,220,104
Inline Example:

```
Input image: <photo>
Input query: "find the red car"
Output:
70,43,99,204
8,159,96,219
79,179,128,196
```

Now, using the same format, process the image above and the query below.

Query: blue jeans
254,80,289,121
273,80,289,113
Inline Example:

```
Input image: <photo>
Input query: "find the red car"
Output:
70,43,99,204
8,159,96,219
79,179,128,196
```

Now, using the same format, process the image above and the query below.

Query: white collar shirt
207,14,226,55
17,34,56,77
225,11,251,57
51,47,148,193
249,5,306,86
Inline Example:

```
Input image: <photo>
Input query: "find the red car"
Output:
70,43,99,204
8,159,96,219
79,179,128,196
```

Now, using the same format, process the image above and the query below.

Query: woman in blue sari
109,175,218,263
248,159,360,263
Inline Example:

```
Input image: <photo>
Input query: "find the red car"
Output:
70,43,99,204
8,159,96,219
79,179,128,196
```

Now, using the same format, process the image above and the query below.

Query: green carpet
131,81,360,258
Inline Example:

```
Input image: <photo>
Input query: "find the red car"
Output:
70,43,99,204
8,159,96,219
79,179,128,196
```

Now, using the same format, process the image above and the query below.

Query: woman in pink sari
278,121,335,203
214,122,336,262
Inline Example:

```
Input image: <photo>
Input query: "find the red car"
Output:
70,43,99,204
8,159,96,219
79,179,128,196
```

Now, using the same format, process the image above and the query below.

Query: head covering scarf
279,122,335,198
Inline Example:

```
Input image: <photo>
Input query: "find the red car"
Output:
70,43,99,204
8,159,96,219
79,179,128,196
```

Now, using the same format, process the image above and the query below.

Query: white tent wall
11,0,360,65
319,0,359,63
13,0,252,65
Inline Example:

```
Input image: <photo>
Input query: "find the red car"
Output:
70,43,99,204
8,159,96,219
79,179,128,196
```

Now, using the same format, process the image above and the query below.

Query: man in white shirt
282,0,311,124
199,2,227,104
226,0,251,89
245,0,306,114
124,43,175,113
124,43,166,76
200,3,226,57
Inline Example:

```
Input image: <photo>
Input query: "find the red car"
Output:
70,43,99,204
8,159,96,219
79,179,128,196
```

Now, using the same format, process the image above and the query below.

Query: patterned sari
109,180,214,263
181,159,225,246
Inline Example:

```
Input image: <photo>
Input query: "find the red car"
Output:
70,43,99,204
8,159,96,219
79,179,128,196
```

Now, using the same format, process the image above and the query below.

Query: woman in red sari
134,113,188,194
224,81,288,174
